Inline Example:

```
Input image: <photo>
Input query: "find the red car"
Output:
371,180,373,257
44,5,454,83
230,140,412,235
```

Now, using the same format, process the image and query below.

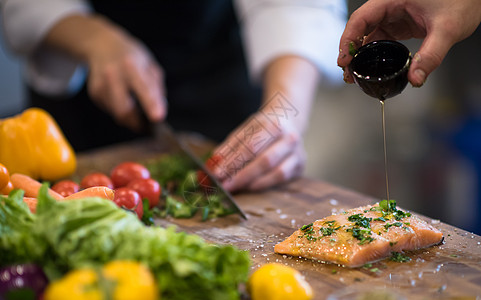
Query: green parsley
379,199,397,213
348,214,372,228
393,210,412,221
347,227,374,245
301,223,313,231
299,223,317,241
375,199,412,220
346,213,375,245
384,222,403,231
390,252,411,263
319,227,335,236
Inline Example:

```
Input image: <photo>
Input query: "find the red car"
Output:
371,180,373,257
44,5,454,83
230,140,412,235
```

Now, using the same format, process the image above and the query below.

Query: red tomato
127,178,161,208
113,187,143,219
51,180,80,197
0,163,10,191
80,172,114,189
196,170,212,188
206,154,222,171
0,180,13,195
196,154,222,190
110,162,150,188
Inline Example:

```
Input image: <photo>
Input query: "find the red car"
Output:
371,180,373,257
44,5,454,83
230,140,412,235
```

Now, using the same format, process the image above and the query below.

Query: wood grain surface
76,136,481,300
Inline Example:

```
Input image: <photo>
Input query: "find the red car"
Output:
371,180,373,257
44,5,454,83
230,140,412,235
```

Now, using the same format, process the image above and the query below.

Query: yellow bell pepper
0,108,76,181
44,260,159,300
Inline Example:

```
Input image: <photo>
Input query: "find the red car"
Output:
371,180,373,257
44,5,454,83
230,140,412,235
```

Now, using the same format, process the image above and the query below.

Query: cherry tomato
113,187,143,219
80,172,114,189
51,180,80,197
127,178,161,208
0,163,10,191
206,154,222,170
110,162,150,188
196,154,222,190
196,170,213,188
0,180,13,195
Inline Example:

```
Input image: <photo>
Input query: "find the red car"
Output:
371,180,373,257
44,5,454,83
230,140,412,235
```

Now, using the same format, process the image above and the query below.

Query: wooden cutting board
76,137,481,299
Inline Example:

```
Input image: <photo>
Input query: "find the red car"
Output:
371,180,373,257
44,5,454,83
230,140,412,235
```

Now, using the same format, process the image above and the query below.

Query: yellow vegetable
44,261,158,300
0,108,76,181
248,263,313,300
102,261,158,300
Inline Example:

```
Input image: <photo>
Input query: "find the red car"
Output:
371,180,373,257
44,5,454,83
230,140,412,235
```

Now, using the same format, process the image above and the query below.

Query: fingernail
413,69,426,87
413,52,422,62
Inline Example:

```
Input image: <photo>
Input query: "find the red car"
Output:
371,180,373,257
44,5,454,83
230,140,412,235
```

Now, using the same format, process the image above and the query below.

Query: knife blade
153,122,248,220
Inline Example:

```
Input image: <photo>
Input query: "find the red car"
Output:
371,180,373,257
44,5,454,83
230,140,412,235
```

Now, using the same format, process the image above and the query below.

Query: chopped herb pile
319,227,335,237
348,214,372,228
383,222,403,231
301,223,313,231
299,223,317,241
372,199,412,221
390,252,412,263
145,153,235,221
347,214,374,245
379,199,397,213
320,220,341,237
347,227,374,245
299,221,342,242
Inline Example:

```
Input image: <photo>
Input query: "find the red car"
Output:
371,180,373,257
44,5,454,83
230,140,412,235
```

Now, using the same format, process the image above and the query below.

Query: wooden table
77,136,481,300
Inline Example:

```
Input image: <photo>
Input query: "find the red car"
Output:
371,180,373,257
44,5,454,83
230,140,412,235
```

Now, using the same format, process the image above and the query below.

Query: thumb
408,30,454,87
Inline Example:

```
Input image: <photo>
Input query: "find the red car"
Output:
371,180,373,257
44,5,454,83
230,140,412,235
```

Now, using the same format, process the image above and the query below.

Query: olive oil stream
380,100,390,201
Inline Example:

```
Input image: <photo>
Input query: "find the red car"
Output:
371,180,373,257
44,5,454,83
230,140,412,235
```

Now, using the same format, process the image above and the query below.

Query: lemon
248,263,313,300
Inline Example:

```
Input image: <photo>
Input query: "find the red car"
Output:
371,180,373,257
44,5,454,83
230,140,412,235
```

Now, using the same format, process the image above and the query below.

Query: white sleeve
234,0,347,85
1,0,91,96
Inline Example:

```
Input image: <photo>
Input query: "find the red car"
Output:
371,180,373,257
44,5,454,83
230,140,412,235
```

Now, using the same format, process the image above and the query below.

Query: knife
153,122,248,220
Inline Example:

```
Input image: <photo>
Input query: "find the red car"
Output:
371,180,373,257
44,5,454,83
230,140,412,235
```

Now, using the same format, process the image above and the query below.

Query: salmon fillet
274,200,443,267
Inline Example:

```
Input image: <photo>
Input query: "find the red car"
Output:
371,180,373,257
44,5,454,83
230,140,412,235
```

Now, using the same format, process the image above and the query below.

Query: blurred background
0,1,479,234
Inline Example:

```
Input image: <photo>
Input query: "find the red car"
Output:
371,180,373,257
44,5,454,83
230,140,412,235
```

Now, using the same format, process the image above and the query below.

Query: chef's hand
212,106,306,192
338,0,481,87
211,55,319,192
44,14,167,130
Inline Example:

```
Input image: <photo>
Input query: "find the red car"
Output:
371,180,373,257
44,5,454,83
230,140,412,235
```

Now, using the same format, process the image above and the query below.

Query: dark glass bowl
349,40,412,100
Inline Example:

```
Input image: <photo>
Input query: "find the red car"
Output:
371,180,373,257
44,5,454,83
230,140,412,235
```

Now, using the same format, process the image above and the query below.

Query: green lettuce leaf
0,184,250,300
0,189,43,265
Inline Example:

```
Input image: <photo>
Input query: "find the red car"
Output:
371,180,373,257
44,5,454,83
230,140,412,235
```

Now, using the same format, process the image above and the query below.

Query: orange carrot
63,186,115,201
10,173,64,200
23,197,38,213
